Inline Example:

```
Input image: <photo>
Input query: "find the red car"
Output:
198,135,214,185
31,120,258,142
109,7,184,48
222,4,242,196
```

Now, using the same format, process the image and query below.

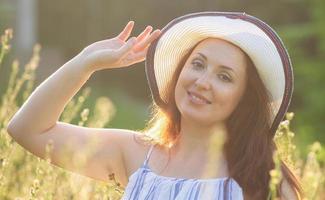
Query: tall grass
0,29,324,199
0,29,123,200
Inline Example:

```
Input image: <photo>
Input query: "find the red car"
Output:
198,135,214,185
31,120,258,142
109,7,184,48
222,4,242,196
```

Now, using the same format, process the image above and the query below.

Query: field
0,29,324,200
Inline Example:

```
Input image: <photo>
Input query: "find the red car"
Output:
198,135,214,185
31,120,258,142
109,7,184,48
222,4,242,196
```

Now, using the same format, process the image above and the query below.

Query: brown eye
218,74,232,82
191,60,204,69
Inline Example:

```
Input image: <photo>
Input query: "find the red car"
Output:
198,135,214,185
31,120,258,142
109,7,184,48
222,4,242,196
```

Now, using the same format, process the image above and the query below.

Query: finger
136,26,153,42
133,29,161,52
128,46,149,64
117,21,135,41
116,37,137,57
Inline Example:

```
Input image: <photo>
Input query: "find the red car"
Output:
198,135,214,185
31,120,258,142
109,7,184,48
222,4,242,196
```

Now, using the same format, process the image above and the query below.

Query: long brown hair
138,39,304,199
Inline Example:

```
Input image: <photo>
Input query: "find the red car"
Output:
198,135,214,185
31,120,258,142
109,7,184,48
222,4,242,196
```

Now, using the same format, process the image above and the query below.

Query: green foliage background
0,30,324,199
0,0,324,154
0,0,324,199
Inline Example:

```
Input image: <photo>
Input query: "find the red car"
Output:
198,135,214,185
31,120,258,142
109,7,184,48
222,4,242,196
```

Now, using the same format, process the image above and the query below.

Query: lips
187,90,212,104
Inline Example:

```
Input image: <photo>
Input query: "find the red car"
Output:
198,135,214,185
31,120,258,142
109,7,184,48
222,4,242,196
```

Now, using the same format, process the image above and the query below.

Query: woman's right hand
77,21,161,72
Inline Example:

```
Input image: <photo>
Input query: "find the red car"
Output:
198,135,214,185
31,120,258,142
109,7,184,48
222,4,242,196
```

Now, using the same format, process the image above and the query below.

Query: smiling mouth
187,91,212,104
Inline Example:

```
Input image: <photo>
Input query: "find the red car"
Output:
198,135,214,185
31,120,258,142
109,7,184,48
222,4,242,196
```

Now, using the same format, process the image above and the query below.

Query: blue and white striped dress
121,144,244,200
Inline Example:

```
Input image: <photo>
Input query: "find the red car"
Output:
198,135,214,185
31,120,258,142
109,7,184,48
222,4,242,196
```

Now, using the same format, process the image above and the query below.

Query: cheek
213,84,244,110
175,69,195,91
174,77,185,105
175,72,193,106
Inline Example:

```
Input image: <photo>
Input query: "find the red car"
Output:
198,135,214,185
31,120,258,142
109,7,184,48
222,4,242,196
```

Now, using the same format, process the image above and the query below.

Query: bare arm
6,21,161,185
7,56,92,135
7,20,158,134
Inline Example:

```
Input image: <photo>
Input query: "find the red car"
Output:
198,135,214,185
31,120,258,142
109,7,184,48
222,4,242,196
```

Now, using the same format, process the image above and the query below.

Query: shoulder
116,129,155,154
118,130,156,176
119,130,156,153
280,177,299,200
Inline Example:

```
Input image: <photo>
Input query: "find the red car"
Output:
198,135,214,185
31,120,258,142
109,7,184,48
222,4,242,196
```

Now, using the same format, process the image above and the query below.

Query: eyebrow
196,52,236,73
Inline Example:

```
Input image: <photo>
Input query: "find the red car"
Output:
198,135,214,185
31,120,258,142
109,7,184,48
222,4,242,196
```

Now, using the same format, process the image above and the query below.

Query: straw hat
145,11,293,136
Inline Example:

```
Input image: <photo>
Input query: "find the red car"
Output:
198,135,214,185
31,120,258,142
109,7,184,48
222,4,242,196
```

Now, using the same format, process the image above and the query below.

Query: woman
7,11,303,199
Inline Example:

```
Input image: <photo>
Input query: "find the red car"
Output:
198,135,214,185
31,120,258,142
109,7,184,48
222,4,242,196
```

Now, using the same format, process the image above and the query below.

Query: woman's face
174,38,248,126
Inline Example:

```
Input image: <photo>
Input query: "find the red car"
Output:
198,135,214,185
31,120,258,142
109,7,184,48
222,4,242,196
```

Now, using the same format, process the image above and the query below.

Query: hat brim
145,11,293,136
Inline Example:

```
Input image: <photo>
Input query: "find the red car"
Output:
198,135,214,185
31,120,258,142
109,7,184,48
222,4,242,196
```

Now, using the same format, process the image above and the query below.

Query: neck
171,116,228,159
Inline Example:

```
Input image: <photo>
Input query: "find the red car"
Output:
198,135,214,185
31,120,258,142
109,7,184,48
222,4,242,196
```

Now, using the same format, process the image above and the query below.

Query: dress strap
143,143,156,166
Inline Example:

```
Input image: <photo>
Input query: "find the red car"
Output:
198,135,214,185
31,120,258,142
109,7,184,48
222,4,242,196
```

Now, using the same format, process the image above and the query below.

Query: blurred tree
3,0,322,154
274,0,325,153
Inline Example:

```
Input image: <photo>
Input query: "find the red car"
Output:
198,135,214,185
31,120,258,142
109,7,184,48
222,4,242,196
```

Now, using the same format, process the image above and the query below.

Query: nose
194,72,211,90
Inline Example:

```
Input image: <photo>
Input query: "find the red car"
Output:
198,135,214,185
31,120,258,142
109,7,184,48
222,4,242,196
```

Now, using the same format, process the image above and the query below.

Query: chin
180,109,214,126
